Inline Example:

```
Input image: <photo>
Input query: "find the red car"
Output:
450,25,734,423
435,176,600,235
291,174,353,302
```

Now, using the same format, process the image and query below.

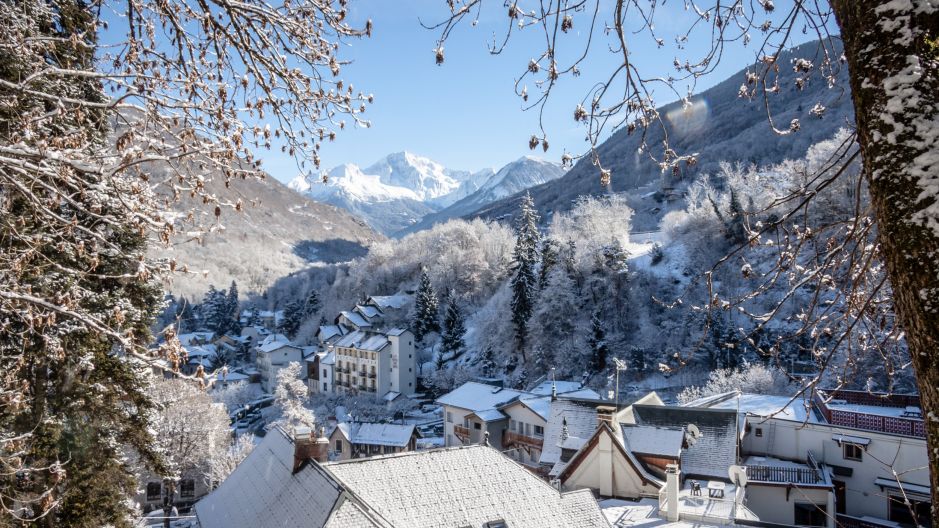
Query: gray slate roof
196,428,609,528
630,405,738,480
195,430,345,528
326,445,610,528
540,398,605,476
621,424,684,458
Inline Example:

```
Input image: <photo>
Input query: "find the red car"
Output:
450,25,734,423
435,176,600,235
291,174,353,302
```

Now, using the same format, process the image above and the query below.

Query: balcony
454,424,471,442
368,371,376,379
503,430,544,451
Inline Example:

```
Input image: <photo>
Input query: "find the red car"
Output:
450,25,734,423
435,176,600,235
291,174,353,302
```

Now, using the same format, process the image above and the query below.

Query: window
146,482,162,501
510,419,517,431
755,428,763,437
793,503,827,527
446,412,453,423
323,369,327,377
180,479,195,499
484,520,508,528
473,422,482,430
843,443,863,461
322,382,328,391
383,445,395,454
525,423,531,436
534,425,544,437
335,439,343,452
889,495,932,527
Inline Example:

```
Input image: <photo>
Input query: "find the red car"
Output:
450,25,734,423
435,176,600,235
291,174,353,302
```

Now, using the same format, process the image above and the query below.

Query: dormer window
560,448,576,463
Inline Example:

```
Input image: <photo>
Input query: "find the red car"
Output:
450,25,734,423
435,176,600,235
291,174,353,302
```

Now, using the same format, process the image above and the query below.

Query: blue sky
242,2,821,182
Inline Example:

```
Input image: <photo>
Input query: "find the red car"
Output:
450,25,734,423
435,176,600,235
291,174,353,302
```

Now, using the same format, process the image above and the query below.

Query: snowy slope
398,156,566,236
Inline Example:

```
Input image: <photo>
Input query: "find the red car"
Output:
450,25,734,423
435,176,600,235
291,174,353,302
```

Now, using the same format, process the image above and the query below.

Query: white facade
257,343,304,393
333,329,415,398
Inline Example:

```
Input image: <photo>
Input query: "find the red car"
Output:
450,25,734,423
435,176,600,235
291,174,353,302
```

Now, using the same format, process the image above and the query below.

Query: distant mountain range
464,39,854,230
289,152,566,235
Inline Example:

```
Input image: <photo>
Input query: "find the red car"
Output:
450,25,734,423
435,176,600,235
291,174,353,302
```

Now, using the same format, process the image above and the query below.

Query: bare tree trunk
831,0,939,513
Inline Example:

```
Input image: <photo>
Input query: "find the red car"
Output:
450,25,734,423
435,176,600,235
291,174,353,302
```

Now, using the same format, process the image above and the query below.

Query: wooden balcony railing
503,430,544,451
454,424,470,442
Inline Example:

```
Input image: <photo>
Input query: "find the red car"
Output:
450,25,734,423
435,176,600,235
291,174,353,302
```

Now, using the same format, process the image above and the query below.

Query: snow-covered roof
183,344,216,357
259,333,290,346
367,295,410,310
318,324,347,342
435,382,530,413
621,424,684,458
339,310,371,329
355,304,383,320
258,337,298,354
194,430,347,528
382,391,401,402
683,392,817,424
325,445,610,528
631,405,738,480
333,330,390,352
469,409,509,422
540,398,604,469
511,396,552,421
335,423,417,447
386,328,408,337
177,331,215,345
321,350,336,366
530,380,597,397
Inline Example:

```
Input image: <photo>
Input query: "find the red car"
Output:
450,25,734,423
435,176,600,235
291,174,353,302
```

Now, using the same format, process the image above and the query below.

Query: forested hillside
466,40,855,231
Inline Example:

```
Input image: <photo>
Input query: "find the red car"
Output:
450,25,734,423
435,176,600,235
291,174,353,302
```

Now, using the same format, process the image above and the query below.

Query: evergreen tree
304,288,322,317
0,3,166,519
225,280,240,335
510,193,541,360
280,300,304,338
725,188,747,244
411,269,440,342
200,285,227,334
628,346,647,377
588,311,610,373
440,289,467,360
478,345,496,378
564,239,578,277
539,238,560,289
177,297,198,332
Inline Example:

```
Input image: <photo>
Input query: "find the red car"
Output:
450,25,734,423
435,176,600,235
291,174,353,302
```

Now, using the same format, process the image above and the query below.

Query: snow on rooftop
540,399,603,470
518,396,552,421
325,445,610,528
621,424,684,458
333,330,390,352
435,382,530,413
471,408,509,422
339,422,416,447
368,294,410,309
632,405,737,480
684,392,817,424
355,304,383,319
530,380,586,396
340,310,372,328
195,430,344,528
177,332,215,345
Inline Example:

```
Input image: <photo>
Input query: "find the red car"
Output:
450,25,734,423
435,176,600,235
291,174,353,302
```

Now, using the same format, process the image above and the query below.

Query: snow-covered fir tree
440,289,467,360
529,270,581,378
305,288,322,317
225,281,240,335
200,286,231,335
539,238,560,289
411,268,440,342
510,193,541,360
588,311,610,374
280,299,304,338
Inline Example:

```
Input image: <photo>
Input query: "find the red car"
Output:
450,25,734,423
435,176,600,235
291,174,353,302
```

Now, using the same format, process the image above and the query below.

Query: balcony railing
503,430,544,450
836,514,900,528
368,372,376,379
746,465,823,485
454,424,470,442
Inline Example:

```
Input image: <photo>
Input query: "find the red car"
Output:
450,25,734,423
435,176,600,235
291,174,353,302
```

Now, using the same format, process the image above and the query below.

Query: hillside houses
437,380,601,471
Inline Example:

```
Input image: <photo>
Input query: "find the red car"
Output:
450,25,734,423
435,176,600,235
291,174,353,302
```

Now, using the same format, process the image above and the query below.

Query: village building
332,328,416,398
328,422,419,460
194,426,610,528
256,333,304,393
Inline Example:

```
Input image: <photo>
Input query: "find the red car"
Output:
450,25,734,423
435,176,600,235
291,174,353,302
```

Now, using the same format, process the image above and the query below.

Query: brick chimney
292,427,315,473
293,426,329,472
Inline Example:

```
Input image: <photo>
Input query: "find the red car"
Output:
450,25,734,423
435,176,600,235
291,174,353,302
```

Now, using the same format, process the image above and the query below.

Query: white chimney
665,464,681,522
